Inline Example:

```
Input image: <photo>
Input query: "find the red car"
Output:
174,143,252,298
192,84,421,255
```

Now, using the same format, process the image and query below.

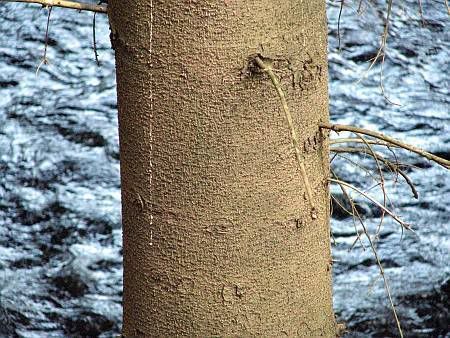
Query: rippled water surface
0,1,448,337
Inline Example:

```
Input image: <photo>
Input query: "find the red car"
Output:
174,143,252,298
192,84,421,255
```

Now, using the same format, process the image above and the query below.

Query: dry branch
329,178,411,231
331,146,419,199
254,56,316,219
332,176,404,338
1,0,107,13
355,133,388,236
337,0,345,51
330,137,399,148
320,123,450,169
333,152,380,182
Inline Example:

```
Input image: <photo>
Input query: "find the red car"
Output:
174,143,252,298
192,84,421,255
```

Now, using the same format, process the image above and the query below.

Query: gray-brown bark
109,0,336,336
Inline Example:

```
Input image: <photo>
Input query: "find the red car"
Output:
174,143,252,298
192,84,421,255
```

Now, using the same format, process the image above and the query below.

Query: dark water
0,1,448,337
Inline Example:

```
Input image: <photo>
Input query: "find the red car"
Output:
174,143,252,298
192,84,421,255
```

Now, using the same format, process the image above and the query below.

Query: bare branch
329,178,412,231
320,123,450,169
333,177,404,338
1,0,107,13
355,134,388,237
331,146,419,199
330,137,399,148
330,169,366,250
334,153,380,182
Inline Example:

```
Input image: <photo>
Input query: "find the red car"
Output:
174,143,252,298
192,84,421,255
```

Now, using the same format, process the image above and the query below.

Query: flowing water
0,1,448,337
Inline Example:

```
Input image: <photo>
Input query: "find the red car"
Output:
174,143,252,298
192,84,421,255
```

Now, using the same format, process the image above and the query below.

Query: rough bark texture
109,0,335,336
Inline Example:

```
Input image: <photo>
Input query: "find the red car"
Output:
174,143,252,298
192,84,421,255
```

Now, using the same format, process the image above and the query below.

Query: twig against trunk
1,0,107,13
320,123,450,169
254,56,316,219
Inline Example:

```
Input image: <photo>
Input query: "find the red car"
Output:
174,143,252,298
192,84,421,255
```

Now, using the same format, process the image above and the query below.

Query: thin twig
357,0,393,82
2,0,107,13
357,0,363,14
385,142,401,183
332,139,404,183
356,134,387,237
337,0,345,52
329,191,334,217
330,137,399,148
331,169,365,250
365,182,383,195
379,41,400,106
349,228,365,251
355,6,388,81
320,123,450,169
331,193,365,250
36,5,52,76
356,0,398,104
445,0,450,16
334,153,380,182
254,56,316,219
336,134,398,238
334,145,397,242
417,0,426,26
331,192,354,218
346,191,367,251
329,178,411,230
378,0,400,105
93,12,100,66
331,147,419,199
334,178,403,338
331,137,421,170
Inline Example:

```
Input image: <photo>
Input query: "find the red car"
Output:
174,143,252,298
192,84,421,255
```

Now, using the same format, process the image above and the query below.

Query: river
0,1,448,337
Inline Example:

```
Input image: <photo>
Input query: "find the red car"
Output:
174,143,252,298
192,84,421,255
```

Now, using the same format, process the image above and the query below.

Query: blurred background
0,0,448,336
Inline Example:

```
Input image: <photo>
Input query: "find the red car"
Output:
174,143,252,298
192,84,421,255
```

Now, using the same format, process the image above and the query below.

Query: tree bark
109,0,336,336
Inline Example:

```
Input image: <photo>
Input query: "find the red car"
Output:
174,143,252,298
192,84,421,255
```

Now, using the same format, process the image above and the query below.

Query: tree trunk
109,0,335,336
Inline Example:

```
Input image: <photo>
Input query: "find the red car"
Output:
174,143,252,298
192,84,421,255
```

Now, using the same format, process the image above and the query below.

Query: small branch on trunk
254,55,316,219
1,0,107,13
320,123,450,169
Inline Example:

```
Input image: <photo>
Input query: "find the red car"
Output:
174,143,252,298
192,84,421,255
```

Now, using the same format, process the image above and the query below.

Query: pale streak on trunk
109,0,335,336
